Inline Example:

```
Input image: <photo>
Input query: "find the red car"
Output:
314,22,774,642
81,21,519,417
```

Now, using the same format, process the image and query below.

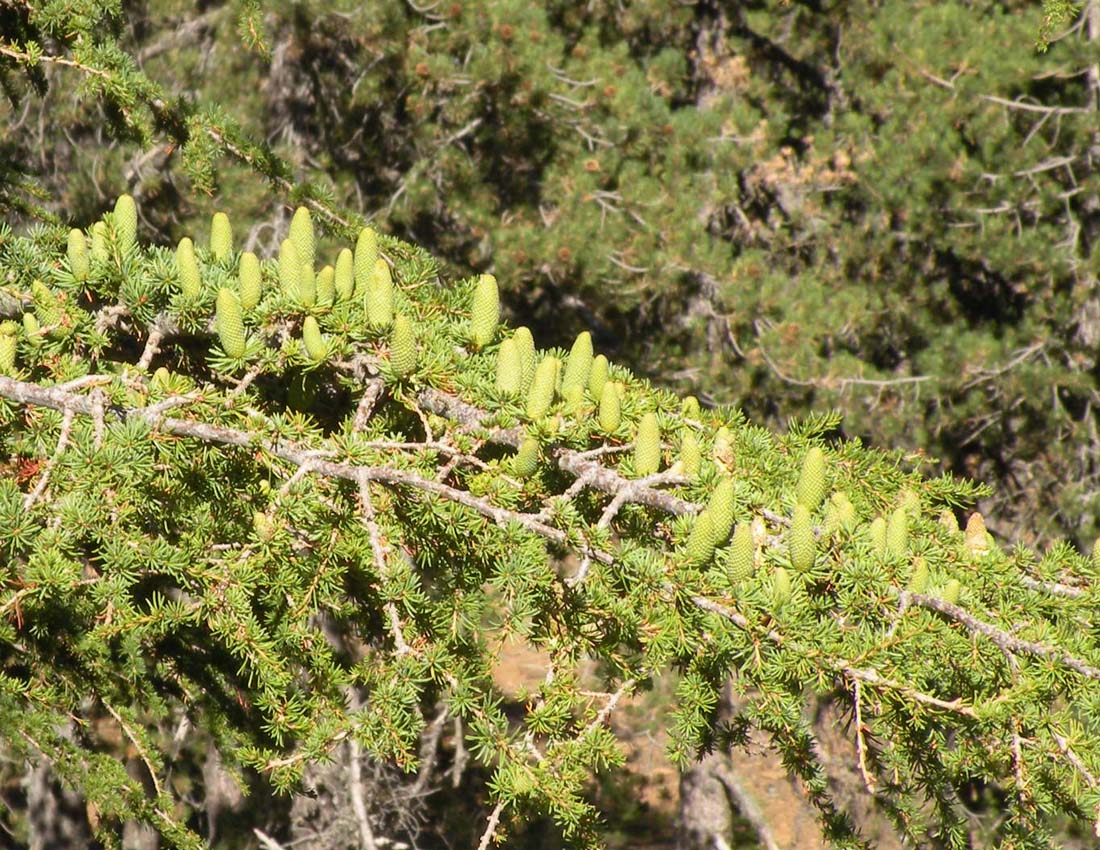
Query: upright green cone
210,212,233,261
0,322,16,375
511,437,540,478
679,432,701,477
727,523,755,584
598,381,621,432
789,504,816,572
470,273,499,348
885,506,909,559
390,314,417,377
562,331,594,396
113,194,137,250
91,222,109,264
588,354,609,400
686,511,716,565
334,248,354,301
796,447,827,511
215,288,247,358
496,339,523,396
176,237,201,298
633,412,661,477
279,239,301,301
67,229,89,282
289,206,315,273
526,357,559,421
708,477,736,546
513,327,536,391
298,262,317,307
301,316,328,362
772,566,792,608
317,265,335,306
238,252,262,310
367,259,394,328
868,516,887,557
354,227,379,295
907,556,929,594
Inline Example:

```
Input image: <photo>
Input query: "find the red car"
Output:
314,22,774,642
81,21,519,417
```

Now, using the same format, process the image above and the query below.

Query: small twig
253,828,289,850
348,736,379,850
852,678,877,794
904,591,1100,680
23,408,74,510
101,700,164,800
353,378,386,431
358,473,412,657
476,800,506,850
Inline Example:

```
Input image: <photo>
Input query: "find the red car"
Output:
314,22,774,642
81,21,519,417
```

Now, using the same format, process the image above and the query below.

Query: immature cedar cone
301,316,328,362
939,508,959,533
253,511,274,542
278,239,300,300
562,331,593,396
238,252,262,310
907,556,929,594
679,432,701,477
210,212,233,261
512,327,537,391
681,395,700,419
289,206,315,272
588,354,609,400
390,314,417,377
598,381,621,432
897,488,921,515
32,280,60,329
367,258,394,328
496,339,522,396
0,331,15,375
470,273,499,348
964,512,990,558
868,516,887,557
885,506,909,559
526,357,559,421
708,477,736,546
712,426,735,471
335,249,354,301
176,237,201,298
114,194,137,250
91,222,109,264
941,578,962,606
824,491,856,534
727,523,755,584
772,566,792,608
562,384,585,415
67,229,89,282
317,265,335,306
512,437,540,478
215,288,247,358
298,262,317,307
789,504,815,573
795,447,827,511
354,227,379,294
633,412,661,477
686,511,716,565
22,313,39,336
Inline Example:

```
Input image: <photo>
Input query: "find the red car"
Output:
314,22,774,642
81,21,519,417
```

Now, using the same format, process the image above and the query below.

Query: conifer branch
905,591,1100,680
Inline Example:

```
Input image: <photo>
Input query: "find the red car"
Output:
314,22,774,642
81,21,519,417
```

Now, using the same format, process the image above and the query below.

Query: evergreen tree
2,193,1100,848
3,0,1100,555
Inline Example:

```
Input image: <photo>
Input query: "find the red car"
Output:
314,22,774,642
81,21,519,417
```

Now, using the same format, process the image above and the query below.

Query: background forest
3,0,1100,848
